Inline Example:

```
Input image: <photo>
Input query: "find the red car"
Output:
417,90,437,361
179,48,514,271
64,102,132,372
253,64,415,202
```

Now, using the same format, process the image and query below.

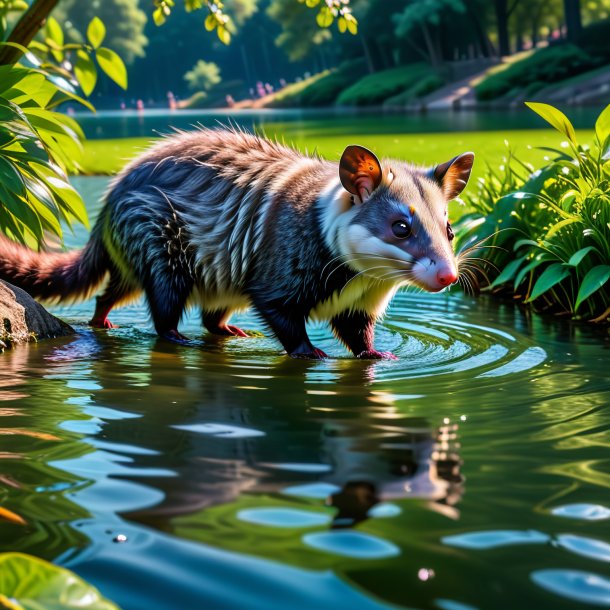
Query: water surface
74,106,604,140
0,177,609,610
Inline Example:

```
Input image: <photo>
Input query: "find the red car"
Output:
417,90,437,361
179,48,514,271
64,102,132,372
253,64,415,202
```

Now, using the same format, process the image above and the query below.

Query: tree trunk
359,35,375,74
563,0,582,42
421,21,441,67
494,0,511,56
0,0,60,65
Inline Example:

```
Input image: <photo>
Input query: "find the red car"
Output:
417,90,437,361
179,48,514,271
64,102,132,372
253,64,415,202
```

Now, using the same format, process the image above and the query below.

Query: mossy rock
0,281,73,350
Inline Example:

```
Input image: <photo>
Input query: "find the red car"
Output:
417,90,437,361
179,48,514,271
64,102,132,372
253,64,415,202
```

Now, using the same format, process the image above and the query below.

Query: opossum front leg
202,309,248,337
252,298,328,359
145,270,193,343
331,311,397,360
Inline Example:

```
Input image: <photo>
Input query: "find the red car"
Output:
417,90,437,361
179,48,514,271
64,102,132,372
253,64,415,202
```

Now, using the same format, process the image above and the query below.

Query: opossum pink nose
437,268,458,286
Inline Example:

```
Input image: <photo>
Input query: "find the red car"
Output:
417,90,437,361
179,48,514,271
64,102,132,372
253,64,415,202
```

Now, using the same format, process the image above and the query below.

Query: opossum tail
0,232,109,303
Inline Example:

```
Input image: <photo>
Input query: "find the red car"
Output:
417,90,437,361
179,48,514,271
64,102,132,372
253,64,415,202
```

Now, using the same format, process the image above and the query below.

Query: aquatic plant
456,102,610,322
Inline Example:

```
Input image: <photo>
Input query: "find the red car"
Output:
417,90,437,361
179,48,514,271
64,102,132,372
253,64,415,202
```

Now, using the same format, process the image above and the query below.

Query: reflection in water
0,278,608,610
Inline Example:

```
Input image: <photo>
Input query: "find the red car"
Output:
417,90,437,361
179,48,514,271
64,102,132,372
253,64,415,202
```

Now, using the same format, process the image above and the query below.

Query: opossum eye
392,220,412,239
447,223,454,242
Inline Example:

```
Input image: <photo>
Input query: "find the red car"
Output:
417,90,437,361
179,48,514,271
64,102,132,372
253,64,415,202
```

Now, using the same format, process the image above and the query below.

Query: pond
74,106,604,139
1,176,609,610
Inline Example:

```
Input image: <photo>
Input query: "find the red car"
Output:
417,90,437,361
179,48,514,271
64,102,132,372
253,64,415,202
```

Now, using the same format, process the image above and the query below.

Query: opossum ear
339,145,382,202
429,152,475,200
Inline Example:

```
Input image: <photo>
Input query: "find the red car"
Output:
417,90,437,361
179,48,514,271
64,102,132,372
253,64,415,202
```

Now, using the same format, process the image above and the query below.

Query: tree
184,59,221,91
393,0,466,67
563,0,582,40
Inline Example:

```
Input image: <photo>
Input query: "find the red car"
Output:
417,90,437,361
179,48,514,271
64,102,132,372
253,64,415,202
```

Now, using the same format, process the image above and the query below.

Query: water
73,106,604,140
1,176,609,610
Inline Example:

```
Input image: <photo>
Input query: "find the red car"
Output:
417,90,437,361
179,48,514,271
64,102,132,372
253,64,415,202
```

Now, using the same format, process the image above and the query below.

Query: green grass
80,128,593,219
81,129,593,179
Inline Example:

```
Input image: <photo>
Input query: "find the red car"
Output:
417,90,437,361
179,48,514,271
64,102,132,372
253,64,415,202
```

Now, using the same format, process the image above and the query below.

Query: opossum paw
161,330,190,344
357,349,397,360
89,318,118,329
290,347,329,360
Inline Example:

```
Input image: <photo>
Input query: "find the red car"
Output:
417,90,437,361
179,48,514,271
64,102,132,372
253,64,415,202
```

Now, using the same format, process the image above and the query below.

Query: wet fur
0,127,461,357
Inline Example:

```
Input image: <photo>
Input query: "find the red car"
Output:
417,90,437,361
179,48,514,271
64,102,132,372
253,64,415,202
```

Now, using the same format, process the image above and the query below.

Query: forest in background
48,0,610,107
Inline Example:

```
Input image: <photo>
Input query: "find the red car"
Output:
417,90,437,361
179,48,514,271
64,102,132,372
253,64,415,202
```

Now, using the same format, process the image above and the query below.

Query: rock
0,280,73,349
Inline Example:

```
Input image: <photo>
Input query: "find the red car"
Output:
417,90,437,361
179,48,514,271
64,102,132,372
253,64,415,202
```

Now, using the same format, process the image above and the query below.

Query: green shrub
456,102,610,321
384,74,444,106
268,59,366,108
475,44,600,101
336,63,436,106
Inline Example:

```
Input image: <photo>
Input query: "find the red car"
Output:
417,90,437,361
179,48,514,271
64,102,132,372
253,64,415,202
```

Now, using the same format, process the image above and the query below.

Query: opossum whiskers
338,264,415,298
324,253,413,291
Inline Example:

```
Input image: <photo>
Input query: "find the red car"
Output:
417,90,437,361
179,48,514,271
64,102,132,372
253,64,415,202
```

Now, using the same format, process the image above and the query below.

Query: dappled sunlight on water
0,177,609,609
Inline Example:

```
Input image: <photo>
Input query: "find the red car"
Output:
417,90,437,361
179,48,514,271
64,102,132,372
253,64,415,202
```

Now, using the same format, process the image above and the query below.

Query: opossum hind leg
89,271,138,329
202,309,248,337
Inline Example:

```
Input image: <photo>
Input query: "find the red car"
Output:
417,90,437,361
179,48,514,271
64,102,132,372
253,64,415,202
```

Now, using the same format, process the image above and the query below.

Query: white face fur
322,148,474,295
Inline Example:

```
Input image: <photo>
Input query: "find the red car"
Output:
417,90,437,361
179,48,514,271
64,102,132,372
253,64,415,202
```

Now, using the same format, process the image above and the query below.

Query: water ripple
531,569,610,606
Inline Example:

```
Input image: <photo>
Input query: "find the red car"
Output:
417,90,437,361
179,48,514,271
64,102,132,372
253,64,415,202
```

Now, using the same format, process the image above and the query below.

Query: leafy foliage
184,59,221,92
0,553,119,610
457,103,610,321
0,11,130,248
50,0,148,65
0,61,89,246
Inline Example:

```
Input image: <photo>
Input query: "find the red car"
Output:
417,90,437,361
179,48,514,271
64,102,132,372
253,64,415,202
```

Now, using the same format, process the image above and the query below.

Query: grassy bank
80,129,591,179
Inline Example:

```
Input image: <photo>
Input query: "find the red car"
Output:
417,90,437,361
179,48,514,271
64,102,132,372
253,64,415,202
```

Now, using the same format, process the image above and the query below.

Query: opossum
0,128,474,359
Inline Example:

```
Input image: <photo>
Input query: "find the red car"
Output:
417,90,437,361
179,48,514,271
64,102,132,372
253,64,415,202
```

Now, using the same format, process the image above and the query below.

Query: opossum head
334,145,474,292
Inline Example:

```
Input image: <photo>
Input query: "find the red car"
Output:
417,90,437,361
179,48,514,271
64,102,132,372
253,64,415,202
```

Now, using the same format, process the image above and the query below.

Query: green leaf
545,216,581,239
74,50,97,96
525,262,571,302
87,17,106,49
525,102,577,145
337,17,347,33
95,47,127,89
0,553,120,610
316,6,334,27
345,15,358,35
567,246,597,267
153,6,166,25
595,103,610,145
514,257,550,290
575,265,610,311
204,14,216,31
45,16,64,48
489,257,525,288
216,26,231,45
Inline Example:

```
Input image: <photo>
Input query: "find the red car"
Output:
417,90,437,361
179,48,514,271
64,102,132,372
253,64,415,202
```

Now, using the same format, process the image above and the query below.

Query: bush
384,74,445,106
456,102,610,322
268,59,366,108
475,44,600,101
336,63,436,106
